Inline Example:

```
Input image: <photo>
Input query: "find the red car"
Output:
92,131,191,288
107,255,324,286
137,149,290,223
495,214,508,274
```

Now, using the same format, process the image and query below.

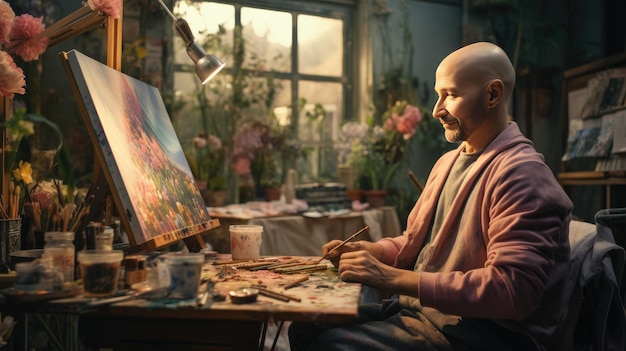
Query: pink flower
0,1,15,45
207,134,222,150
384,115,395,132
193,134,207,148
392,104,422,140
87,0,122,19
8,14,48,61
0,50,25,97
232,155,251,175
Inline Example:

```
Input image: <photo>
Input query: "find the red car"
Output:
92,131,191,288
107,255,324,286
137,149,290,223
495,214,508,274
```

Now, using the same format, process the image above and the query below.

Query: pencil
318,225,369,263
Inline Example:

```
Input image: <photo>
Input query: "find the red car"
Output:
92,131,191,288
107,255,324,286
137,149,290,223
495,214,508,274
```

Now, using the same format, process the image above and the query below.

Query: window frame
172,0,358,136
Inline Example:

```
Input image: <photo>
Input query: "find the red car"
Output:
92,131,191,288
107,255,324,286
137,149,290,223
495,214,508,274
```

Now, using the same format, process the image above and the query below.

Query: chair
554,218,626,351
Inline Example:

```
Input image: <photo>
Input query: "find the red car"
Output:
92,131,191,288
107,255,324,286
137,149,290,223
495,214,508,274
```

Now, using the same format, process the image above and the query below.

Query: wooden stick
408,171,424,194
252,286,301,303
283,275,309,290
213,259,252,265
284,266,328,274
318,225,369,263
274,264,324,273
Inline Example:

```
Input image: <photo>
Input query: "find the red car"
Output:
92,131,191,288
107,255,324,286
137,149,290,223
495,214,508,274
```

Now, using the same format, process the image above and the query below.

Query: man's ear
487,79,504,108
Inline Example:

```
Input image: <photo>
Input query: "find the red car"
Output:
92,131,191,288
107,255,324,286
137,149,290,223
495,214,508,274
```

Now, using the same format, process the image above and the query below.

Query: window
169,0,356,183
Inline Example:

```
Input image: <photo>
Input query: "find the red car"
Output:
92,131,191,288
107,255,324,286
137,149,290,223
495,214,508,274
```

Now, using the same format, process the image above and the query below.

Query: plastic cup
229,225,263,260
164,252,204,299
78,250,124,298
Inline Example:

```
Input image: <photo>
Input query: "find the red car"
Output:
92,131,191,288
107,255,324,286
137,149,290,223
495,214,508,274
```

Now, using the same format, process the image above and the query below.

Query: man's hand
337,250,420,297
322,240,383,267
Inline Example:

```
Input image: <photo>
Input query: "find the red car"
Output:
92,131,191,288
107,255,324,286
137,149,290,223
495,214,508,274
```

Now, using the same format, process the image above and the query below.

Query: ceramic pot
363,190,387,208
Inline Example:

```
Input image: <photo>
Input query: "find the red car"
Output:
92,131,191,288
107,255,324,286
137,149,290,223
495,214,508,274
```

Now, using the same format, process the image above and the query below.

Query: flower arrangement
0,0,48,97
185,131,226,191
0,0,121,97
338,100,439,191
232,119,305,196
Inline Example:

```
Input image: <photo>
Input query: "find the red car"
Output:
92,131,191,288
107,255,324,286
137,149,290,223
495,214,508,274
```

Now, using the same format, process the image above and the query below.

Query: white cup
229,225,263,260
164,252,204,299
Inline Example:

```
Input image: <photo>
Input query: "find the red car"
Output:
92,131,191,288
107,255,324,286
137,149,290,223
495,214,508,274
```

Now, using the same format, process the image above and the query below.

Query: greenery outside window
168,0,356,188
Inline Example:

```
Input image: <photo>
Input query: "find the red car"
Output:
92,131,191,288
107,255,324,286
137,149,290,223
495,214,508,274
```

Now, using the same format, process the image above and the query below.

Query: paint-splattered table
77,255,361,351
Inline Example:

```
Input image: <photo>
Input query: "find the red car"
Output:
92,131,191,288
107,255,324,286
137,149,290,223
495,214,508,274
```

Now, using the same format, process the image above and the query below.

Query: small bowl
229,288,259,304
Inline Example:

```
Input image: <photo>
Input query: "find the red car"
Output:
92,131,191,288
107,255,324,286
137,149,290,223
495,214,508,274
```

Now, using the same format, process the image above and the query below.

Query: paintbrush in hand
317,225,369,264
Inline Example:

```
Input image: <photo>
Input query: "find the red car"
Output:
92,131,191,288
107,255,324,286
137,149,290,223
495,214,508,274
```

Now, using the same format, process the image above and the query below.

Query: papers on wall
578,68,626,119
562,114,613,161
563,68,626,164
612,109,626,154
568,88,589,122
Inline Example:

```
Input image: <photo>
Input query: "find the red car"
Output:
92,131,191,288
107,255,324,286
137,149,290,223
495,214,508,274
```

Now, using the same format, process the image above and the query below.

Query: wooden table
3,256,361,351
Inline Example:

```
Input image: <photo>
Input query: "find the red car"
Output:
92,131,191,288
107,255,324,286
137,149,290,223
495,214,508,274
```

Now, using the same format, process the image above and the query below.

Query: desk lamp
155,0,225,84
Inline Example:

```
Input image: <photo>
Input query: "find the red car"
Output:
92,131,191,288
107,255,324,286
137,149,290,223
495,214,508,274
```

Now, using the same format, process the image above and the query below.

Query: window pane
298,15,343,77
298,81,343,181
241,8,292,72
174,2,234,64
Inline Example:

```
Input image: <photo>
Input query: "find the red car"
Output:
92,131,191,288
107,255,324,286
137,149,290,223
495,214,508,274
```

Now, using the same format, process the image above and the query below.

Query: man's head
433,42,515,152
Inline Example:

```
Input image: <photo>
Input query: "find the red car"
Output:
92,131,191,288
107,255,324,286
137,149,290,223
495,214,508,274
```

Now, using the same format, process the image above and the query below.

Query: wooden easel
59,9,218,254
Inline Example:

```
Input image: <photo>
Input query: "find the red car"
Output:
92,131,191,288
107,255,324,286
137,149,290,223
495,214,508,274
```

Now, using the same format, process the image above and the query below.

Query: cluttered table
1,254,361,351
206,203,402,256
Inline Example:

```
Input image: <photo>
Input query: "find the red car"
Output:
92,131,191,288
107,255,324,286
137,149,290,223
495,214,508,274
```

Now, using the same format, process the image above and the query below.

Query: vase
0,218,21,264
338,165,358,189
264,187,282,202
238,173,256,203
204,189,230,207
347,189,362,202
364,190,387,208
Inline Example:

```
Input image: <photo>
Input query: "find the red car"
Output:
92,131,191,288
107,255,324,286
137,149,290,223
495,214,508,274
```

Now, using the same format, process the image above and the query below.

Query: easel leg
183,233,206,252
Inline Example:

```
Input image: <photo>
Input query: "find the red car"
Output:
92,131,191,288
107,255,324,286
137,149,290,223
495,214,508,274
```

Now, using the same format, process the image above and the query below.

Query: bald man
289,42,574,350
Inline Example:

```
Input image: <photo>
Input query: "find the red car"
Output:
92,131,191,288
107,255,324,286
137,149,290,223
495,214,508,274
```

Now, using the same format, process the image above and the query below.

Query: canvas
62,49,215,251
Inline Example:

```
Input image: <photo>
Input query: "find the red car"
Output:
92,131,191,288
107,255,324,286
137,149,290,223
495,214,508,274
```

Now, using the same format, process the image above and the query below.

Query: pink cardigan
378,122,573,345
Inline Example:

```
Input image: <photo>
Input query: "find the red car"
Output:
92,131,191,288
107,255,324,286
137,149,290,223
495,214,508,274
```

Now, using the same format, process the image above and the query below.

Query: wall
371,0,462,180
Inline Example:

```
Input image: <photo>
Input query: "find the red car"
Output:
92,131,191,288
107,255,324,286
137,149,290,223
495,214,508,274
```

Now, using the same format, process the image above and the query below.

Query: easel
57,5,218,254
2,2,218,254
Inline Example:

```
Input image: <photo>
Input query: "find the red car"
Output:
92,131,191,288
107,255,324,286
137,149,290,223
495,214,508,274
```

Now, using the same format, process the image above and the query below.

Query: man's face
432,61,488,144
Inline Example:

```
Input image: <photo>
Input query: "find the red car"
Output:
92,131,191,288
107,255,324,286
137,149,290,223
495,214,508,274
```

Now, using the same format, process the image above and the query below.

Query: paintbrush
316,225,369,264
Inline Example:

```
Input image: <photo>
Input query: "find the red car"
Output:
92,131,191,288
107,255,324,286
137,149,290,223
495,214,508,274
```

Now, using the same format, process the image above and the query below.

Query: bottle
283,169,297,204
42,231,75,284
238,173,255,203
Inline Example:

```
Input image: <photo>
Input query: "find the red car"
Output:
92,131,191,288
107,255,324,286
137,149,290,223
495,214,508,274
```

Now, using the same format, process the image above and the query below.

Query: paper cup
230,225,263,260
164,252,204,299
78,250,124,298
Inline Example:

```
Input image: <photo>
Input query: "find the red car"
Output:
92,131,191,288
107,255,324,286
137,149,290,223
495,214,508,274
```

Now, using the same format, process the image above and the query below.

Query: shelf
558,171,626,186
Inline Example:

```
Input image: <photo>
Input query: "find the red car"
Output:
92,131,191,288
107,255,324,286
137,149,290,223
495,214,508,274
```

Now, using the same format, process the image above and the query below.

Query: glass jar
42,231,75,283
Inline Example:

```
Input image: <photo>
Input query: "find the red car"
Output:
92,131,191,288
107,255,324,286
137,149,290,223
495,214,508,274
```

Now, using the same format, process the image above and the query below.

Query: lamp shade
186,42,226,85
157,0,225,84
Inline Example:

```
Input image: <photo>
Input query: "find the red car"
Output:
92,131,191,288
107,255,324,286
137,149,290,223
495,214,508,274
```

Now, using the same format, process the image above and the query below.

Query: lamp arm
174,19,196,46
155,0,178,22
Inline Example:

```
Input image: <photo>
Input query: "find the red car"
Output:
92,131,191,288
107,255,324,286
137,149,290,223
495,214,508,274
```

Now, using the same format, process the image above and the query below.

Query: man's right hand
322,240,383,267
